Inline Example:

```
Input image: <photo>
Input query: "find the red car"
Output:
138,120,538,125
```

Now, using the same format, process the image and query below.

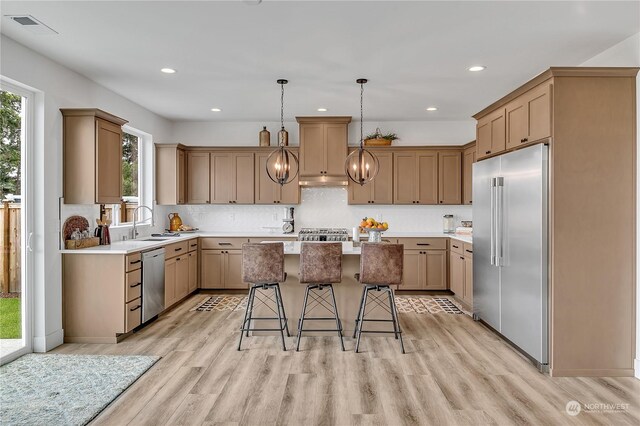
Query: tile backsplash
155,187,472,233
61,188,472,244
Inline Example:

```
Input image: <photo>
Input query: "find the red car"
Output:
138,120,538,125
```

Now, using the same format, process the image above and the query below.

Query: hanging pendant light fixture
266,79,299,185
345,78,379,186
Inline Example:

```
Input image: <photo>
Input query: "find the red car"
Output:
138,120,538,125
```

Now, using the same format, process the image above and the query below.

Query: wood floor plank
276,373,318,425
49,293,638,426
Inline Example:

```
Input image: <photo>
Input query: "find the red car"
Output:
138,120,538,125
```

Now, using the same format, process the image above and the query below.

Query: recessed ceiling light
426,107,438,111
468,66,486,72
161,68,176,74
210,108,222,112
317,108,328,112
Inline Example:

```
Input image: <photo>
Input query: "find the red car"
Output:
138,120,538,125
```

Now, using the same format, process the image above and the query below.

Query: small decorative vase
259,126,271,146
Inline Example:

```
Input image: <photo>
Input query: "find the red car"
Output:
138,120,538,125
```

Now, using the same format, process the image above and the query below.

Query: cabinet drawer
125,252,142,272
188,239,199,252
463,242,473,258
125,268,142,303
450,240,464,255
125,297,142,332
200,237,248,250
165,241,189,259
396,238,447,250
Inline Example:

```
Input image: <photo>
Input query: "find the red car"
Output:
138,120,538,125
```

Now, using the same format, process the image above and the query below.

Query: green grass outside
0,298,21,339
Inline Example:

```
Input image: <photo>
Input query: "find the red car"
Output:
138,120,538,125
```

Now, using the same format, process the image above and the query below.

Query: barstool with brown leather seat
296,242,345,351
353,242,405,354
238,242,290,351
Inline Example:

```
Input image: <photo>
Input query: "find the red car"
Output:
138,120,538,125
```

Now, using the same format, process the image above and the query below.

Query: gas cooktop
298,228,349,242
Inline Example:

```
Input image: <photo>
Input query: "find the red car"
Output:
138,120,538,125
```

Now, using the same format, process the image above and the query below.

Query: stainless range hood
298,175,348,187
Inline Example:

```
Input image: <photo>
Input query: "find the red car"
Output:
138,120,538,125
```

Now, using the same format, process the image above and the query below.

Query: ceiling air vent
5,15,58,34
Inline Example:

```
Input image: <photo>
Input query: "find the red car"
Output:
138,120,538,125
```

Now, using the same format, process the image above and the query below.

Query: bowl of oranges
359,217,389,242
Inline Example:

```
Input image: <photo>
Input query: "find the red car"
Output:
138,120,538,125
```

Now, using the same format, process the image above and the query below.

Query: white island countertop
61,230,471,255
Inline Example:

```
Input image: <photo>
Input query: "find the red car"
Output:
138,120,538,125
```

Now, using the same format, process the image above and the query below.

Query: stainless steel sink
139,238,168,242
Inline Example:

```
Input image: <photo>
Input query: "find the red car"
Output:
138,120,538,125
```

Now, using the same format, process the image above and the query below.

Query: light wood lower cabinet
449,241,473,307
62,253,142,343
397,238,447,290
164,240,195,310
188,251,198,293
201,248,247,289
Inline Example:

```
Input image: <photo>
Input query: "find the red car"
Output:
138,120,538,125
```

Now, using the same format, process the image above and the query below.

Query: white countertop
275,241,360,255
61,230,471,255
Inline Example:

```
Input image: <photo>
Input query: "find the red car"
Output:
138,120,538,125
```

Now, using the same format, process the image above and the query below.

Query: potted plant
364,128,399,146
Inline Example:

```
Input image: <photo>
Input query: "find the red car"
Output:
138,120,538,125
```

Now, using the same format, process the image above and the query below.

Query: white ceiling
1,1,638,122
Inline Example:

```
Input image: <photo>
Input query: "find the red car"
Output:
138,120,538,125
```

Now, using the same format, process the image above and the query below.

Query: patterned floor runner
191,295,467,315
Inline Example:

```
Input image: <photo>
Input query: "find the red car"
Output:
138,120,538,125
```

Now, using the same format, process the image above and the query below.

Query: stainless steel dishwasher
142,247,165,323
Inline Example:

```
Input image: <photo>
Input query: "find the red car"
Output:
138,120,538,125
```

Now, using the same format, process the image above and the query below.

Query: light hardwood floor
52,293,640,425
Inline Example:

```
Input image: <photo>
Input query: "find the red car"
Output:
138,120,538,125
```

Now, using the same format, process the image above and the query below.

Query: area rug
190,295,247,312
0,353,159,425
394,296,467,315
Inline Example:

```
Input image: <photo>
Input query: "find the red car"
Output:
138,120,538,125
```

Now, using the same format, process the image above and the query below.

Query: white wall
580,32,640,378
0,34,173,352
171,120,476,147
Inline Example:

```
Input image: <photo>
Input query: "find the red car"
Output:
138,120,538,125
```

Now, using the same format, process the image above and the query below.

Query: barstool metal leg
245,285,258,338
355,286,370,353
296,285,311,351
274,283,290,337
386,288,399,340
274,284,287,351
353,285,367,338
238,285,256,351
388,287,405,354
328,284,345,351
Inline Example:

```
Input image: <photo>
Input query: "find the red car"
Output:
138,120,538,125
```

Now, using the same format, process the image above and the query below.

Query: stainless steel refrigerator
472,143,548,367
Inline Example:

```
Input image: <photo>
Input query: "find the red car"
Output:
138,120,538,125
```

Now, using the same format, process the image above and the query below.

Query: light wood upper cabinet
526,83,552,142
417,152,439,204
156,145,186,205
210,152,254,204
462,144,476,205
297,117,351,180
394,151,438,205
210,152,231,203
476,108,506,160
61,109,128,204
187,152,211,204
299,123,325,176
324,124,348,176
232,153,255,204
255,151,300,204
438,151,462,205
348,151,393,204
506,83,552,149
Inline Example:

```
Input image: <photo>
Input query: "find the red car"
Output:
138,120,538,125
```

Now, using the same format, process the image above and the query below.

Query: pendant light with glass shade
345,78,379,185
266,79,299,185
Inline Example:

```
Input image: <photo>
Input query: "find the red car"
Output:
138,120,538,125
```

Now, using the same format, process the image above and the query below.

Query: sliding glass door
0,80,33,363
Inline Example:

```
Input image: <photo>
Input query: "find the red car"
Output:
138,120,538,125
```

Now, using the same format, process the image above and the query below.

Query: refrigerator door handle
490,178,496,266
496,177,504,266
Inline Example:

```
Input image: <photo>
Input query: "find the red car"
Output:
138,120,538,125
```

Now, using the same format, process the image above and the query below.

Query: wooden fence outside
1,202,21,293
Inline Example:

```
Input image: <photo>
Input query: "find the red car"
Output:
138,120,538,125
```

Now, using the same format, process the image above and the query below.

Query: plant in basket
364,128,399,146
